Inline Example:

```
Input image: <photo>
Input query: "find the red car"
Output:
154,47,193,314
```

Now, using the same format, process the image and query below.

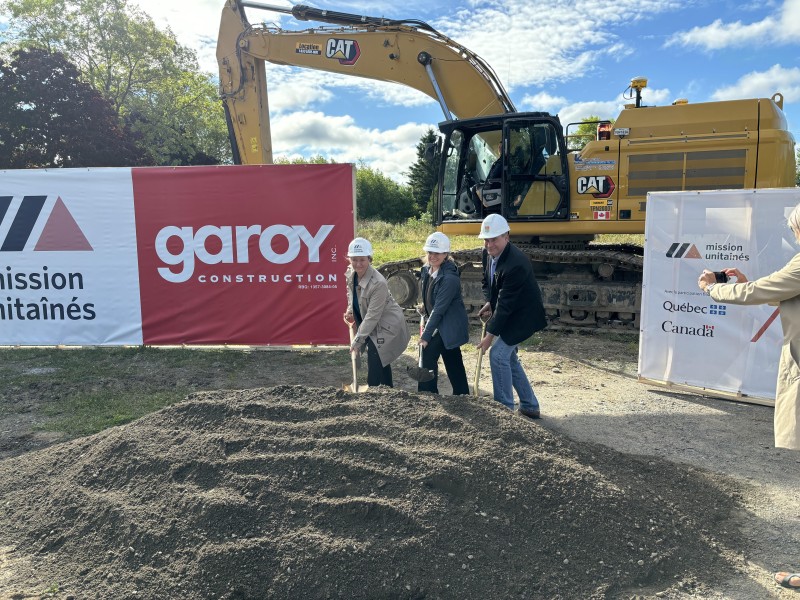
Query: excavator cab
438,113,570,226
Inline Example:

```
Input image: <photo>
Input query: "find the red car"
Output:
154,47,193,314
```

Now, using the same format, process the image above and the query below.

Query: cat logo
576,176,615,198
326,38,360,65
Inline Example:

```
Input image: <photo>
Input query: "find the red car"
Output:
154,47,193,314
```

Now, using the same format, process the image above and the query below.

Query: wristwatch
705,283,716,295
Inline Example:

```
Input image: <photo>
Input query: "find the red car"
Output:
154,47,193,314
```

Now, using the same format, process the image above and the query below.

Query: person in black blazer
476,214,547,417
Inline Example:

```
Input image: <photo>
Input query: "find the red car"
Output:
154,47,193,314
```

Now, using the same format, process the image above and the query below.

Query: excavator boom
217,0,514,164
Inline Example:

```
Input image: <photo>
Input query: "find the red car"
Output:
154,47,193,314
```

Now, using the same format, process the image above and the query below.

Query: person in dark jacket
476,213,547,417
417,232,470,395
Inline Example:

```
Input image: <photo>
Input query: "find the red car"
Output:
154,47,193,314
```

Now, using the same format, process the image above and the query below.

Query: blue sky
5,0,800,182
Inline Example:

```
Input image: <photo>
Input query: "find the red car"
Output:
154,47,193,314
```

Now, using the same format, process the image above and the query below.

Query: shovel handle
418,313,426,368
343,315,360,392
473,318,488,397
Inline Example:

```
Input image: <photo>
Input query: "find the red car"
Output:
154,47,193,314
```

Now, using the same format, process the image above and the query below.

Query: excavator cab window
472,132,504,214
504,120,569,220
441,130,469,218
439,117,568,222
441,129,501,219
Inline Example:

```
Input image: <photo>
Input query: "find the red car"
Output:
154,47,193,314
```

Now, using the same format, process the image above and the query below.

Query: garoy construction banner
0,165,355,346
639,188,800,405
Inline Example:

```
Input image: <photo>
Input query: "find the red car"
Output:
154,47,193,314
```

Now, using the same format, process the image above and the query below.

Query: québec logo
665,242,701,259
662,300,727,316
155,224,334,283
0,195,92,252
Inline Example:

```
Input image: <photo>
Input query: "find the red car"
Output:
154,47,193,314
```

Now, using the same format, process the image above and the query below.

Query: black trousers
418,333,469,395
365,337,393,387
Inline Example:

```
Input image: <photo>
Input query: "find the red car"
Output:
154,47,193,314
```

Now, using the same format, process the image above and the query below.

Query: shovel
407,309,435,383
343,317,369,393
473,316,489,397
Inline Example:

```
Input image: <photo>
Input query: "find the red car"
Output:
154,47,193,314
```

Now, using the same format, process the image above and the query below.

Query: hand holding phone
713,271,728,283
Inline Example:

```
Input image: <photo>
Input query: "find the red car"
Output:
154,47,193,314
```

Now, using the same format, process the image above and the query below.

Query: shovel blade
407,366,435,383
343,382,369,393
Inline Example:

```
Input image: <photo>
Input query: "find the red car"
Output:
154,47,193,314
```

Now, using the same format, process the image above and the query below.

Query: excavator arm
216,0,515,164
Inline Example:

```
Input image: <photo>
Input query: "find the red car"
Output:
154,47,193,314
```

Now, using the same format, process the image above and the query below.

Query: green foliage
2,0,229,165
405,128,439,216
796,146,799,186
356,163,415,223
124,68,230,166
567,115,613,151
0,48,145,168
274,154,333,164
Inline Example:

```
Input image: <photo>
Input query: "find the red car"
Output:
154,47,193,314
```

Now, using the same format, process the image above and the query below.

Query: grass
357,217,643,265
357,217,479,265
1,346,306,438
39,389,189,437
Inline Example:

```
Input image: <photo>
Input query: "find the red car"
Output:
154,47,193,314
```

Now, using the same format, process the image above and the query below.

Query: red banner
132,164,354,345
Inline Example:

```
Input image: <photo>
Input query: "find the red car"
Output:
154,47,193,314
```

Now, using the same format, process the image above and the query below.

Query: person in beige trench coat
699,204,800,593
344,237,410,387
698,204,800,452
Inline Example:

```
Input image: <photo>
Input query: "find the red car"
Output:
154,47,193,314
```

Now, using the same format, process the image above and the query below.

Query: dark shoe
775,573,800,589
519,407,540,419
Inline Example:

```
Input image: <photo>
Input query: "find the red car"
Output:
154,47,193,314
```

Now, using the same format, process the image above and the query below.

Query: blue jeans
489,336,538,411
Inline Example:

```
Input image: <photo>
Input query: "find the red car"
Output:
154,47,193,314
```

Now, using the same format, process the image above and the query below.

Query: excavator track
378,244,643,332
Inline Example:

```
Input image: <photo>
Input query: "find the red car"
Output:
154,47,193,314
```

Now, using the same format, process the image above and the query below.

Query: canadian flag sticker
594,210,610,220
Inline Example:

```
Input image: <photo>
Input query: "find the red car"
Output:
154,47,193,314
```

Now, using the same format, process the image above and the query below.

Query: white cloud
263,69,336,113
271,111,430,182
262,66,436,116
135,0,222,73
666,0,800,50
523,85,674,130
710,64,800,104
433,0,682,90
556,101,626,128
520,92,568,113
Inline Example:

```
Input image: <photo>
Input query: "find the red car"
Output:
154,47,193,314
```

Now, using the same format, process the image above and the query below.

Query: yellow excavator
217,0,797,329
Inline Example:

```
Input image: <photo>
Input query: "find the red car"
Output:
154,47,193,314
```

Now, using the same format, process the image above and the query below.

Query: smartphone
713,271,728,283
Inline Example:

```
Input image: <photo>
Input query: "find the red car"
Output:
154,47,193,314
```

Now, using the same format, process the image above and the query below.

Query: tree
796,146,799,186
274,154,333,165
0,48,145,168
3,0,230,165
567,115,613,151
405,128,440,216
356,164,415,223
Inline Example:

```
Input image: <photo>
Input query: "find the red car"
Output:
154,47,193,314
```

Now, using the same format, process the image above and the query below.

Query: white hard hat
423,232,450,253
347,237,373,257
478,213,510,239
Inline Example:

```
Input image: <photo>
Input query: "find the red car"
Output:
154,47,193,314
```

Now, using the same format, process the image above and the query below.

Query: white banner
1,165,356,346
1,168,143,345
639,189,800,405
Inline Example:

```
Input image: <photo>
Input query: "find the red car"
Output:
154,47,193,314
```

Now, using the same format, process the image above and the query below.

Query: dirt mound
0,385,747,599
